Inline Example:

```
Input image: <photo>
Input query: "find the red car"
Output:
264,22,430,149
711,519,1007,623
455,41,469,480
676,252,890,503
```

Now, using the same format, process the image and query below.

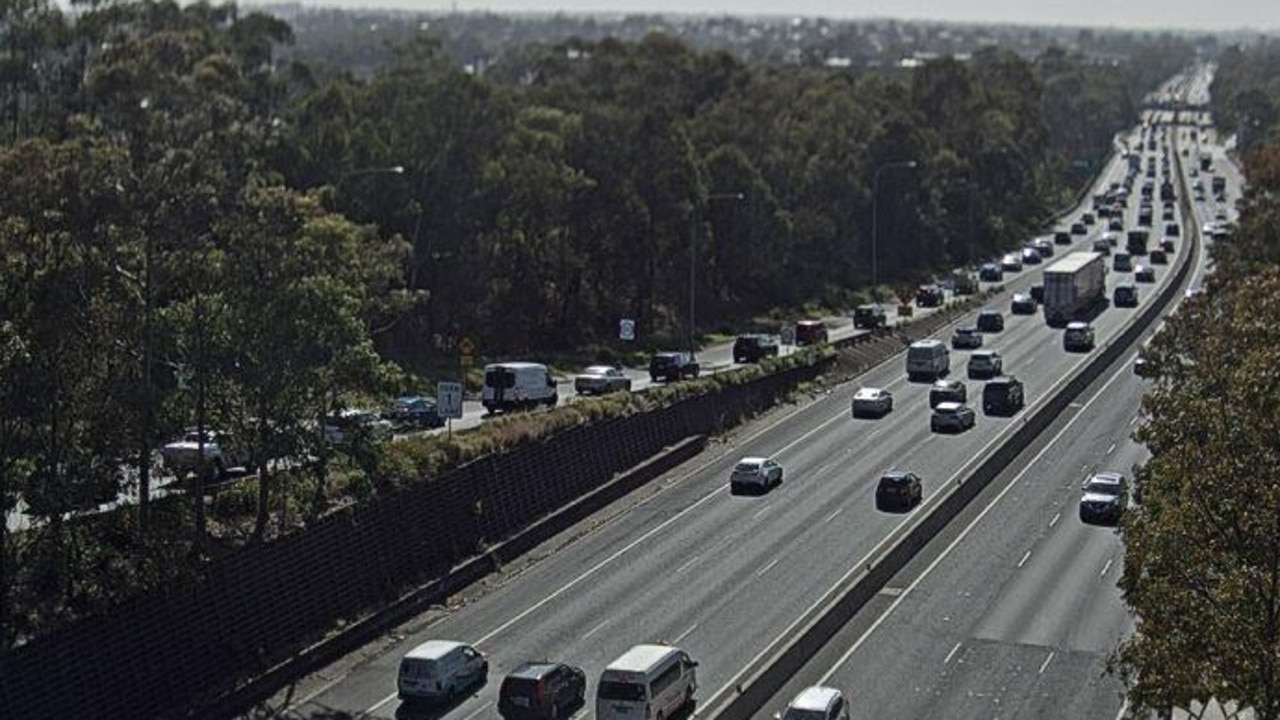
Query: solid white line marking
753,503,774,520
582,619,609,639
943,641,962,665
673,623,698,644
1049,511,1061,528
757,558,780,577
825,507,844,523
571,709,589,720
1039,651,1056,675
814,350,1137,686
676,556,700,574
1107,442,1116,455
366,693,397,714
460,701,494,720
1017,550,1032,568
1101,558,1114,578
1113,699,1130,720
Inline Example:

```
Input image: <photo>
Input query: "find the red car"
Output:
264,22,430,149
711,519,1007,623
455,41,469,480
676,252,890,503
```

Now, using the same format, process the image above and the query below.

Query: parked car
875,471,922,511
979,262,1003,282
389,396,445,429
398,640,488,702
929,379,967,408
852,304,888,330
1135,265,1156,283
162,429,247,477
931,402,976,433
982,376,1025,416
733,334,781,363
649,352,700,382
574,365,633,395
1064,321,1095,352
795,319,829,346
1010,293,1036,315
951,325,983,350
729,456,783,494
1113,284,1139,308
499,662,587,720
1079,472,1130,525
976,308,1005,333
967,350,1003,379
915,284,945,307
851,387,894,418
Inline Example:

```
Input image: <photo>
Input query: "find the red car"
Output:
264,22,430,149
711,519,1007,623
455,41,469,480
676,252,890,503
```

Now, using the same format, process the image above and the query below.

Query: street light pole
690,192,745,351
871,160,917,303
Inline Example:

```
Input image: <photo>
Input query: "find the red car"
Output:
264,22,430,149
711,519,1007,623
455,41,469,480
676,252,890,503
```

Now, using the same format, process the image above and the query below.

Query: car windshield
598,681,647,702
584,366,613,375
1084,478,1122,496
783,709,827,720
734,462,762,473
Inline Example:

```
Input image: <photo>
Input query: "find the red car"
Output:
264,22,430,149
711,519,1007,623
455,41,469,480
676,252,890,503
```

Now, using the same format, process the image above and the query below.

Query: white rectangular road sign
436,381,464,419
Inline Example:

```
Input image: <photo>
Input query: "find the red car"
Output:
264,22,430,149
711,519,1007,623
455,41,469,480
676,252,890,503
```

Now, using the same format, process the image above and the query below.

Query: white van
596,644,698,720
482,362,558,413
906,340,950,381
397,640,488,702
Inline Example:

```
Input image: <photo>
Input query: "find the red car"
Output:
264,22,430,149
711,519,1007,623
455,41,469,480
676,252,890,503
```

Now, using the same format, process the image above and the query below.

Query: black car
498,662,587,720
1010,293,1036,315
875,471,922,511
389,396,445,429
1113,284,1139,308
1079,472,1129,526
982,376,1025,416
853,304,888,330
1149,249,1168,265
649,352,700,382
976,308,1004,333
733,334,781,363
915,284,945,307
1030,284,1045,304
1053,230,1072,245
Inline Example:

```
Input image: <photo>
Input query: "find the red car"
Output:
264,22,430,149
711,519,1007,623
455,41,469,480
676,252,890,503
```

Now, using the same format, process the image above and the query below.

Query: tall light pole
871,160,917,303
690,192,745,351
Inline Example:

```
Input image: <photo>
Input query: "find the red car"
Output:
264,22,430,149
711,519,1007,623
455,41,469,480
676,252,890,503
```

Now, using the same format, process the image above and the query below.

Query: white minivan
596,644,698,720
397,640,488,702
482,362,558,413
906,340,950,381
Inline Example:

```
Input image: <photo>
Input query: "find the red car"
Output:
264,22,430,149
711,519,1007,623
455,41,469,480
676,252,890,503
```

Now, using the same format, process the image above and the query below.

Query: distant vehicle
1099,231,1120,247
982,376,1025,416
1113,283,1139,308
1134,356,1152,377
1212,175,1226,195
596,645,697,720
1021,247,1042,265
1126,229,1150,256
484,362,559,412
915,284,945,307
906,340,950,381
649,352,700,383
574,365,633,395
1070,222,1087,235
931,401,976,433
729,456,784,494
875,471,922,512
1092,238,1112,256
1160,238,1176,254
929,379,967,408
324,409,394,445
1113,252,1133,273
1030,284,1045,304
852,304,888,330
1108,218,1124,232
1149,249,1168,265
499,662,587,720
851,387,894,418
967,350,1003,379
979,263,1003,282
1165,222,1181,237
1063,321,1096,352
398,640,488,702
162,429,247,477
1053,230,1072,245
1011,293,1036,315
1032,238,1055,258
1043,252,1106,327
976,308,1004,333
951,270,980,295
733,334,781,363
1079,472,1130,525
1081,212,1096,226
389,396,445,429
779,686,851,720
1135,265,1156,283
951,326,983,350
795,319,829,346
1000,253,1023,272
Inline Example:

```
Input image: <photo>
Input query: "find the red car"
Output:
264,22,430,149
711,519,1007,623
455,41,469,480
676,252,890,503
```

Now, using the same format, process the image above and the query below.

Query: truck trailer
1042,251,1107,327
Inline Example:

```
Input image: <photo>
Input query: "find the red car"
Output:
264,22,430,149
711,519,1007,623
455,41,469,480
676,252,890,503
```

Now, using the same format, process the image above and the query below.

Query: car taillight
536,679,546,703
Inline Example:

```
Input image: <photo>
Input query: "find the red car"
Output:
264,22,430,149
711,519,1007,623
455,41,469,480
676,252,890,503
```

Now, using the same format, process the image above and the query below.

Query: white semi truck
1042,251,1107,327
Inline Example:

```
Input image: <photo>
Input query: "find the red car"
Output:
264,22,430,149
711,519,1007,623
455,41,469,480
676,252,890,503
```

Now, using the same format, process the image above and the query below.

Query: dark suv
733,334,780,363
498,662,587,720
982,376,1025,416
915,284,945,307
649,352,700,382
853,304,888,329
976,308,1005,333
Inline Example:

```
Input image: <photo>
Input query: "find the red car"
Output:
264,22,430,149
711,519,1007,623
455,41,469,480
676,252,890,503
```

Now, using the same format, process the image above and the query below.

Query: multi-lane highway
257,69,1214,720
745,65,1235,720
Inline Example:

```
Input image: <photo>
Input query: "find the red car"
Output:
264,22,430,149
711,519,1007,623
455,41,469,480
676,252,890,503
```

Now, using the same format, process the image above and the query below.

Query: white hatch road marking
1017,550,1032,568
673,623,699,644
815,351,1135,686
571,709,590,720
753,503,774,520
366,694,397,715
825,507,844,523
1101,558,1115,578
676,556,700,574
943,642,963,665
1039,651,1056,675
1113,699,1130,720
1107,442,1116,455
1049,511,1061,528
757,558,781,577
582,619,609,640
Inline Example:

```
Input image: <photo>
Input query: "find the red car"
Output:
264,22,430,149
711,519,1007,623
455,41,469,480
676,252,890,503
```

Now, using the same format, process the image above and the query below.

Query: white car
324,409,393,445
967,350,1003,379
162,429,246,476
730,457,784,493
574,365,632,395
779,686,850,720
852,387,894,418
1000,253,1023,272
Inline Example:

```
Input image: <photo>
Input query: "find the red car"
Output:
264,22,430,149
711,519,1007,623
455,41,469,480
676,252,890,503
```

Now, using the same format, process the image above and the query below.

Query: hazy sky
308,0,1278,32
